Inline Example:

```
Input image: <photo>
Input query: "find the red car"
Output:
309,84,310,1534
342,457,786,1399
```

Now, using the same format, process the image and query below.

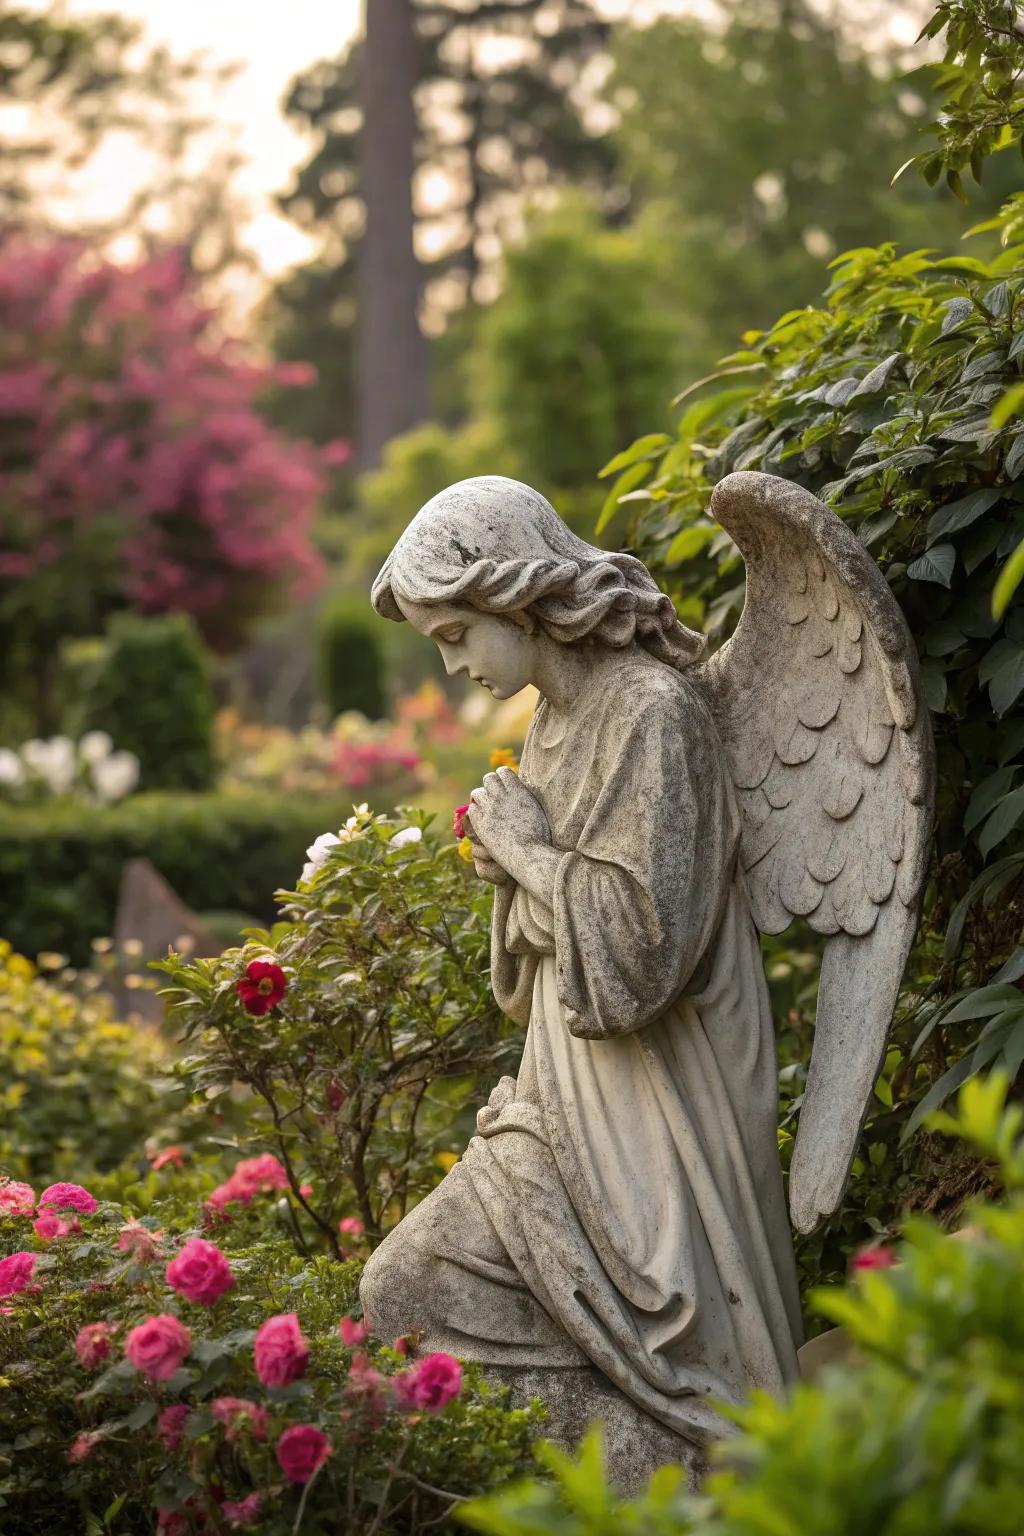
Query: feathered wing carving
689,471,935,1234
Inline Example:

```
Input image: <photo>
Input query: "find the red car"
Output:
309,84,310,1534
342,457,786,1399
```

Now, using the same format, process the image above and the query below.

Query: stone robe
361,646,802,1450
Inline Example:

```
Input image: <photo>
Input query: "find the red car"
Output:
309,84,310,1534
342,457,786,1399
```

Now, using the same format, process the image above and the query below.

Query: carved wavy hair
371,476,706,671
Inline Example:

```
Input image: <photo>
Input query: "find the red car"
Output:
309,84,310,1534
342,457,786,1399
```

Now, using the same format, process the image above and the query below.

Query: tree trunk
357,0,429,469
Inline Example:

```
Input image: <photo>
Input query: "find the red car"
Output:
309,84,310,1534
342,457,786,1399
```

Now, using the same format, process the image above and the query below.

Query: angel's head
371,476,705,698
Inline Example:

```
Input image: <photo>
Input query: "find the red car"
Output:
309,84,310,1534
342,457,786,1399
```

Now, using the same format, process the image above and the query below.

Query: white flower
305,831,341,868
22,735,76,794
0,748,24,787
79,730,113,763
389,826,422,849
300,861,318,884
91,750,139,803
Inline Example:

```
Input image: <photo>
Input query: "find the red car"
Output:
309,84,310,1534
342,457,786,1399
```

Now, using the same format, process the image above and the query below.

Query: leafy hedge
0,791,369,963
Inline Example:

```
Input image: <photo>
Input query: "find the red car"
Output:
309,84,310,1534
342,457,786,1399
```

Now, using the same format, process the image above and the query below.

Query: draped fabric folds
361,649,802,1447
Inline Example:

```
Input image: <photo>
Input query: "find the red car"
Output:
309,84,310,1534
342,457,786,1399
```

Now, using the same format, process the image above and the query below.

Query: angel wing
689,471,935,1234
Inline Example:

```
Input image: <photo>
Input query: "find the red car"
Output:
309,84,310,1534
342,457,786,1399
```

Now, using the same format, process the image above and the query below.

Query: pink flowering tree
0,238,332,727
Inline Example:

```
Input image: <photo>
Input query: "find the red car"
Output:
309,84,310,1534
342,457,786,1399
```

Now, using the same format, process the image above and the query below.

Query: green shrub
158,807,520,1245
316,594,386,719
0,943,182,1182
0,791,368,964
75,613,216,792
0,1171,543,1535
461,1073,1024,1536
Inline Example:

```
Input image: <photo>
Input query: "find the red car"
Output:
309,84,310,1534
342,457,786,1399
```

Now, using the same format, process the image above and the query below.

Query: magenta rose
397,1352,463,1413
33,1212,76,1242
254,1312,309,1388
124,1313,191,1381
165,1237,235,1306
0,1250,36,1298
75,1321,116,1370
276,1423,332,1484
158,1403,191,1452
37,1181,97,1214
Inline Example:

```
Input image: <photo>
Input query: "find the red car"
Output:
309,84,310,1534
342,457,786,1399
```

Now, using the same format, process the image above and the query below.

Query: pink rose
276,1423,331,1484
211,1397,268,1442
342,1351,391,1423
222,1494,262,1527
156,1512,188,1535
254,1312,309,1388
0,1250,36,1297
453,804,470,839
151,1145,184,1171
852,1244,897,1273
37,1182,97,1214
33,1212,76,1242
338,1315,369,1348
338,1216,365,1239
0,1179,36,1217
165,1237,235,1307
67,1430,103,1464
124,1314,191,1381
396,1352,462,1413
117,1222,163,1263
158,1403,191,1451
75,1321,116,1370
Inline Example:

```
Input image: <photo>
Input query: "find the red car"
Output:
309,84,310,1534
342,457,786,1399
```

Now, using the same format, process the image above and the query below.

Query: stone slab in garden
110,857,218,1021
360,471,935,1490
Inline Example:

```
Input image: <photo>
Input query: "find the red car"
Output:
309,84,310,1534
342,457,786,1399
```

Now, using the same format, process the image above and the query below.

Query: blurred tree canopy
610,0,1020,378
271,0,618,445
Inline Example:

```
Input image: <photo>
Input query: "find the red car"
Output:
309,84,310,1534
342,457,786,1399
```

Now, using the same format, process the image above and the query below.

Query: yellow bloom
436,1150,459,1172
7,954,35,980
489,746,519,772
457,837,476,863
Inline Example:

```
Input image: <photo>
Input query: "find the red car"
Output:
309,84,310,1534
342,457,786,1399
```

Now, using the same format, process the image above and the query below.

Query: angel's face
395,596,537,699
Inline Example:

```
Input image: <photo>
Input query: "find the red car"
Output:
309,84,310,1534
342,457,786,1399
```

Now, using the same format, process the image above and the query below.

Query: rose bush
157,807,521,1243
0,1167,543,1534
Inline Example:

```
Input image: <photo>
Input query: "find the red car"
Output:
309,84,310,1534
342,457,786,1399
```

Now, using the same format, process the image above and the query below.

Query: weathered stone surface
363,472,935,1483
110,858,218,1019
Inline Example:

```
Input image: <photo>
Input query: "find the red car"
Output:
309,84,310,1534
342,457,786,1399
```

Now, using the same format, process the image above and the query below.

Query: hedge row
0,791,369,963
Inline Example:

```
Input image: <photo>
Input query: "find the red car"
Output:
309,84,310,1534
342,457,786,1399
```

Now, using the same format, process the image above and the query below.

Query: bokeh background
1,0,1016,959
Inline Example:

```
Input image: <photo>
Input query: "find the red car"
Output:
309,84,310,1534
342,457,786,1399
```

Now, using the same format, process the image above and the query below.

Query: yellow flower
457,837,475,863
489,746,519,771
7,954,35,980
436,1150,459,1172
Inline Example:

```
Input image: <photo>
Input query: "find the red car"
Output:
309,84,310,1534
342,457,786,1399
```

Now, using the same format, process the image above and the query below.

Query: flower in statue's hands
468,766,550,874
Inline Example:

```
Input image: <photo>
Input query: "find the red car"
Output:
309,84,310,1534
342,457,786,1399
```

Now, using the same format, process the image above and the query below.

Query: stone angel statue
362,471,934,1483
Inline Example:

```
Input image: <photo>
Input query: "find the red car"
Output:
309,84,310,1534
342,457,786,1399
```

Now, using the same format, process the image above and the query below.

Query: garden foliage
0,239,330,730
461,1073,1024,1536
0,791,366,964
74,614,216,793
157,808,516,1243
0,1165,542,1535
317,594,387,720
594,116,1024,1283
0,942,180,1183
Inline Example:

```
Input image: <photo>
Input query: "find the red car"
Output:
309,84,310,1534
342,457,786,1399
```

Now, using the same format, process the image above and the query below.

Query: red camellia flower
165,1237,235,1307
236,960,287,1016
37,1181,97,1214
851,1244,897,1273
75,1321,116,1370
0,1250,36,1297
254,1312,310,1388
396,1352,463,1413
276,1423,332,1485
453,804,470,839
124,1313,191,1381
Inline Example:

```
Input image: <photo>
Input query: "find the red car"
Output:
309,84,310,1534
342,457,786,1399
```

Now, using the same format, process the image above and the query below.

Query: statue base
493,1365,707,1496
